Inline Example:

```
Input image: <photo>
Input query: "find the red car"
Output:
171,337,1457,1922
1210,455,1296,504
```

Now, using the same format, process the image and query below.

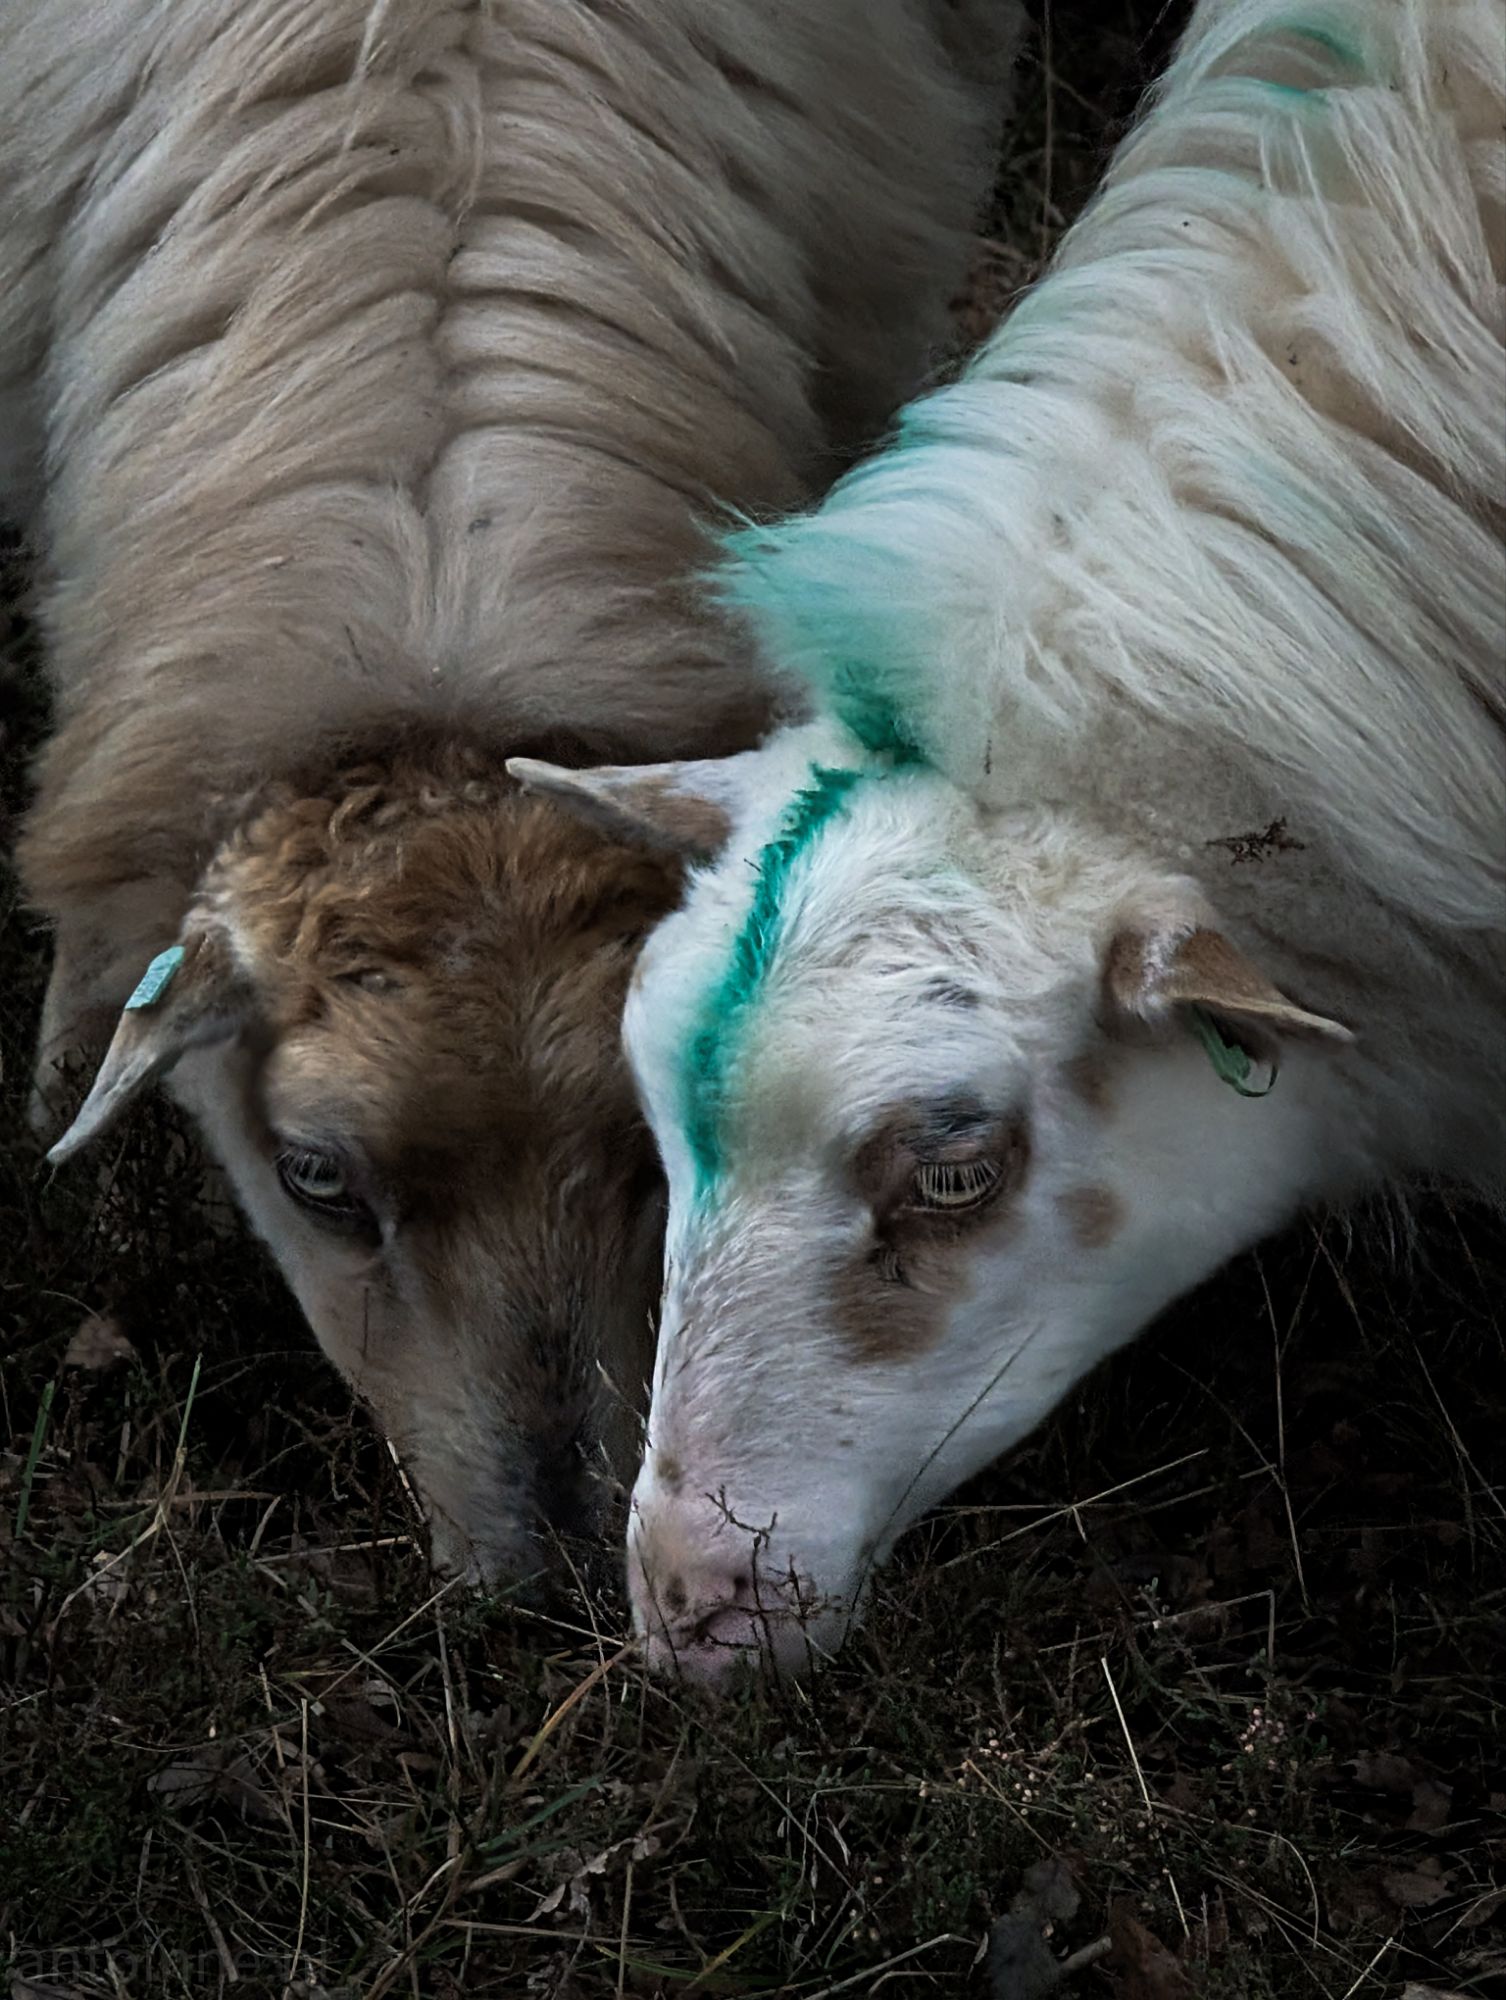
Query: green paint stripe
682,762,866,1193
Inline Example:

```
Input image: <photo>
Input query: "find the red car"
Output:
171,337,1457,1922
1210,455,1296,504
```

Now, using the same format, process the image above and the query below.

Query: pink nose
628,1518,814,1685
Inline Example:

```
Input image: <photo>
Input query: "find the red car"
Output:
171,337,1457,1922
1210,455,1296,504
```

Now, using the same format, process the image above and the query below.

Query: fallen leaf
1399,1987,1471,1999
1381,1861,1453,1911
11,1981,88,2000
148,1740,287,1825
63,1314,136,1372
1325,1871,1394,1936
1406,1777,1454,1833
317,1690,407,1750
528,1876,573,1921
74,1545,131,1611
1104,1903,1196,2000
1456,1939,1506,1981
527,1828,664,1923
1351,1750,1419,1795
1349,1753,1455,1835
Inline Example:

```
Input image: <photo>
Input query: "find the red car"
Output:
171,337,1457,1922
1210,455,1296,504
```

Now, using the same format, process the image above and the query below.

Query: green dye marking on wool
1284,21,1363,71
680,761,866,1195
717,520,930,769
823,665,927,766
1255,77,1327,101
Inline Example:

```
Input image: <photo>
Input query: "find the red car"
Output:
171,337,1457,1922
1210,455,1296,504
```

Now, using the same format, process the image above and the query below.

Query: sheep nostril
662,1575,689,1617
688,1572,764,1645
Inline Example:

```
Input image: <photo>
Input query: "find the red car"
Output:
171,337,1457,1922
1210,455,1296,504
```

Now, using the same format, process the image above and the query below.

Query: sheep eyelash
911,1157,1004,1211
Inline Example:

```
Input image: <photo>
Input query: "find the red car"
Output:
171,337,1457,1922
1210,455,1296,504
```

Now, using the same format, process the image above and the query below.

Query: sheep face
512,723,1356,1678
50,756,680,1584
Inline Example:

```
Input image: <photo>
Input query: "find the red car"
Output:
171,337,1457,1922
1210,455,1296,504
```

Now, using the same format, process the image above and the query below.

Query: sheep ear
47,927,256,1165
506,755,751,862
1105,922,1352,1057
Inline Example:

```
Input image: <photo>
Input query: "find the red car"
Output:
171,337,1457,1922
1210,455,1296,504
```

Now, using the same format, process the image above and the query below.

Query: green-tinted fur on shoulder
1282,19,1364,71
682,763,865,1193
822,663,927,764
715,520,928,767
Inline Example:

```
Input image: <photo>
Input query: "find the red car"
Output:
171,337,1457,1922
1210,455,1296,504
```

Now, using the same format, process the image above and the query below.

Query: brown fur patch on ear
630,775,733,860
1158,929,1295,1014
1105,924,1352,1044
1057,1184,1123,1250
1102,929,1152,1017
1162,929,1352,1041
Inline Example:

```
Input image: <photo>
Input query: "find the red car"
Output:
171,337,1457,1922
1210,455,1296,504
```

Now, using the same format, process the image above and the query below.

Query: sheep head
48,748,681,1585
513,724,1360,1680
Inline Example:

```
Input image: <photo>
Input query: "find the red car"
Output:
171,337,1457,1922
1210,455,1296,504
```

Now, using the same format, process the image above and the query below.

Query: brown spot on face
655,1452,685,1497
1057,1184,1123,1250
834,1112,1030,1363
829,1252,958,1364
1064,1051,1114,1113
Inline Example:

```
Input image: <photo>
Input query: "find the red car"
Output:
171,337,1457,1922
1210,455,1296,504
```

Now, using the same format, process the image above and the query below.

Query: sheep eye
275,1146,369,1228
909,1157,1004,1213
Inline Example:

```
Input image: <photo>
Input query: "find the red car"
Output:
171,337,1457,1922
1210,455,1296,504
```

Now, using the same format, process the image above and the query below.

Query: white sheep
0,0,1020,1580
518,0,1506,1676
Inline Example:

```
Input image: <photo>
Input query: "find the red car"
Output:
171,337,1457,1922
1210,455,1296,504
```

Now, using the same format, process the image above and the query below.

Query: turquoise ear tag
1189,1005,1276,1098
124,944,186,1012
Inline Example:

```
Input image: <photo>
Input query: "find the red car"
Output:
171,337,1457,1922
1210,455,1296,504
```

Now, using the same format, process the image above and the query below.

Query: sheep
515,0,1506,1677
0,0,1022,1582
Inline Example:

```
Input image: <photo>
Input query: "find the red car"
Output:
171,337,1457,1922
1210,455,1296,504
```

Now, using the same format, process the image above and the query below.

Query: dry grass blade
509,1643,634,1789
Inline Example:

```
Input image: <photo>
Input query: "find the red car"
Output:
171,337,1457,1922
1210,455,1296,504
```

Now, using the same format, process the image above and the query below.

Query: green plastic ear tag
1189,1005,1277,1098
124,944,186,1012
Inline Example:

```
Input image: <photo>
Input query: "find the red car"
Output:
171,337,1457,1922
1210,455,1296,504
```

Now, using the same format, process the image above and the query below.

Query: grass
3,6,1504,1995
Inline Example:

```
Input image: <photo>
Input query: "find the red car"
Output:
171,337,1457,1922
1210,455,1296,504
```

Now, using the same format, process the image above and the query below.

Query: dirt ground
2,4,1503,1995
